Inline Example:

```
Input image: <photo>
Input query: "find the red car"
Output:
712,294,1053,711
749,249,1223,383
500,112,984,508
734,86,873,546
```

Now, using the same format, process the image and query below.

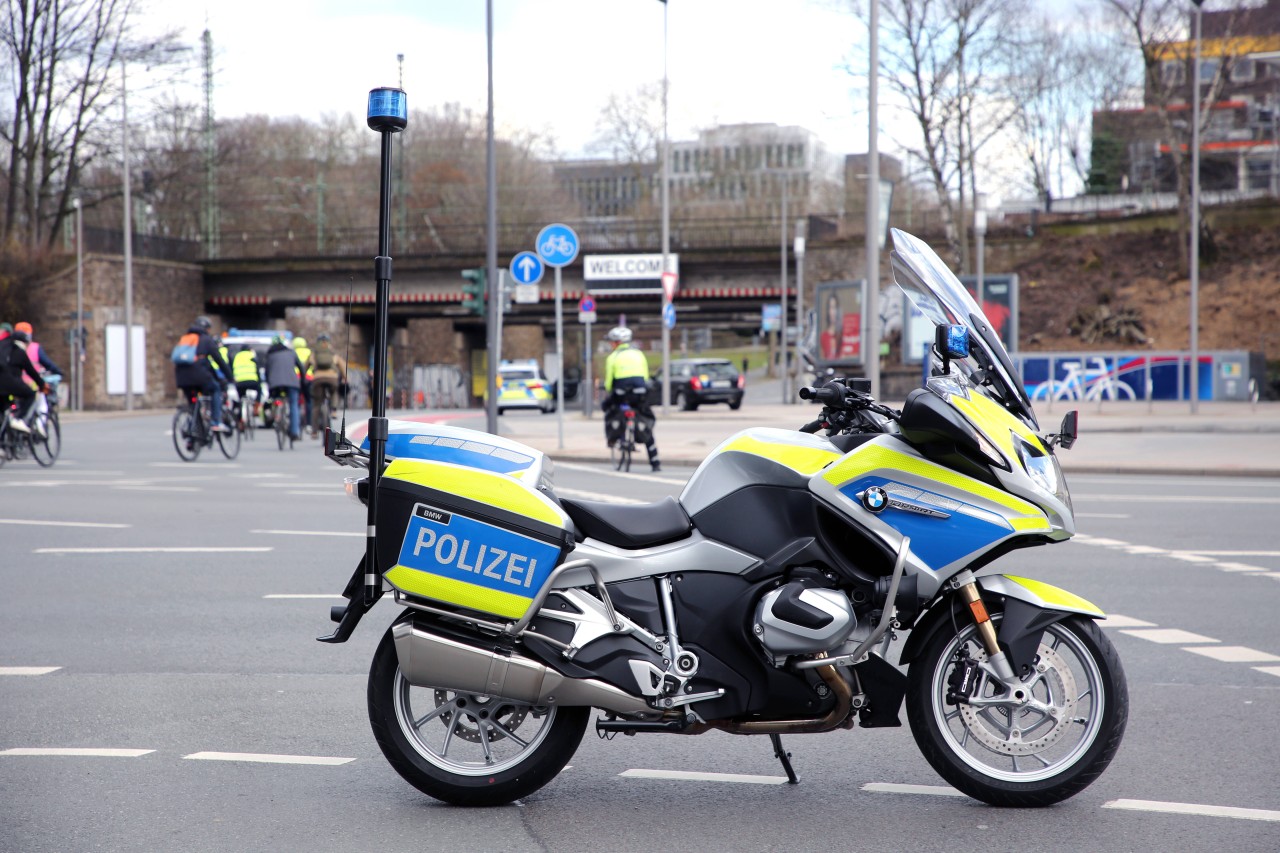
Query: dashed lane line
1095,615,1156,629
1118,628,1219,645
620,768,788,785
251,529,363,537
183,751,354,766
0,518,130,528
1183,646,1280,663
0,748,153,757
862,782,966,797
1103,799,1280,823
1254,666,1280,678
0,667,61,675
34,546,273,554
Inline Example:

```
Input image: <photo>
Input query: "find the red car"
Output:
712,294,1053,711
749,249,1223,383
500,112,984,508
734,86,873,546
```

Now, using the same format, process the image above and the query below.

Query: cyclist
602,326,660,472
173,316,232,433
264,334,304,441
292,336,313,434
232,344,262,417
12,322,64,380
306,332,346,436
0,325,45,434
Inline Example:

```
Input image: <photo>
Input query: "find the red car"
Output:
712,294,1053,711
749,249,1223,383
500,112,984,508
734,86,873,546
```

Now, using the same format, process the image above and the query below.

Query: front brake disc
958,643,1078,756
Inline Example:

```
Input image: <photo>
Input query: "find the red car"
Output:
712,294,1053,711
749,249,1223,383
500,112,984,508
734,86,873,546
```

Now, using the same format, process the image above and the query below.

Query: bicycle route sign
536,223,579,268
509,251,545,286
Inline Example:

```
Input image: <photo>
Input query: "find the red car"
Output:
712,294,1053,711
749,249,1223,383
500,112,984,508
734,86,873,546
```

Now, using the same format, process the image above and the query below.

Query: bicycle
29,374,62,467
1030,358,1136,403
0,398,36,466
173,390,240,462
271,390,295,451
609,403,638,472
236,387,258,442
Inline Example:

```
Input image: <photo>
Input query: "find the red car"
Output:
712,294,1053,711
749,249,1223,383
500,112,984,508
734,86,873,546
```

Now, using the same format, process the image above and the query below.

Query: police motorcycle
318,215,1127,807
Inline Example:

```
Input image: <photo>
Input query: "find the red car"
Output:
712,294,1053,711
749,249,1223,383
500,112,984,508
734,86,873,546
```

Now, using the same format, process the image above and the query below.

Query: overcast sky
145,0,868,158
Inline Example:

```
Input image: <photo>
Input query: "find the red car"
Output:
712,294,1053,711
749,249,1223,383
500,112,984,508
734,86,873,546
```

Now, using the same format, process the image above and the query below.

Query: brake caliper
946,647,980,706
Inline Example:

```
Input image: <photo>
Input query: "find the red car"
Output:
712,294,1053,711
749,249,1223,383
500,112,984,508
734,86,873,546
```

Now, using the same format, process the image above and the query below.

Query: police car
495,359,556,415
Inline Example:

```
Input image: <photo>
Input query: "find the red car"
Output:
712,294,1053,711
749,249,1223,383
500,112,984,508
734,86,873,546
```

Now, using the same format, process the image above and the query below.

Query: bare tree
858,0,1032,268
0,0,184,249
1100,0,1248,273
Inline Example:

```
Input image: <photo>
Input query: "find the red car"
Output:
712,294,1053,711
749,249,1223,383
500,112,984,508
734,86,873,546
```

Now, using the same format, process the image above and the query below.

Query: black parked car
650,358,745,411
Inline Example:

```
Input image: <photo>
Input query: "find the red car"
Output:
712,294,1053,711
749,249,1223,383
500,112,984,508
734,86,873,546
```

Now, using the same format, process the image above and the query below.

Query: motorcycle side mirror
1057,410,1078,450
934,324,969,374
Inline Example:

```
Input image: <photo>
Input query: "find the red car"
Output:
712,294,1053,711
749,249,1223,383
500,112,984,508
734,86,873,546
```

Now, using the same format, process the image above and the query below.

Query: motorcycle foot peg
330,604,347,624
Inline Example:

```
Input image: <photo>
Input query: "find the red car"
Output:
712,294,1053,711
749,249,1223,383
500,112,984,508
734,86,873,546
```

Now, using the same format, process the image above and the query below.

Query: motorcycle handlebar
798,384,843,404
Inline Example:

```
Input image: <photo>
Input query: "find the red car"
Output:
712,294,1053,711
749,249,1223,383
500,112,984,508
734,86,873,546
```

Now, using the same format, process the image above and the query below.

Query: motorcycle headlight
1015,435,1059,496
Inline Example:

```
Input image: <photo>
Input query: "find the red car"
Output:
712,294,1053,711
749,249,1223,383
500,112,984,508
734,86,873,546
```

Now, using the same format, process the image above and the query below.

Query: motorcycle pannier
371,422,574,621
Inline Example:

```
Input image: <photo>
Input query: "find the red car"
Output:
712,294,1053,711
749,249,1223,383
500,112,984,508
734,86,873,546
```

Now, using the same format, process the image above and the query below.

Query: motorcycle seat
559,495,692,549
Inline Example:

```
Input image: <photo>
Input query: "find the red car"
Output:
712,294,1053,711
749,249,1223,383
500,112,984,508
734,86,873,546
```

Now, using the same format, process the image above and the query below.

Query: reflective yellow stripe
383,459,566,528
1001,575,1104,617
1008,516,1053,533
949,391,1046,461
385,566,532,619
722,434,842,475
823,443,1043,517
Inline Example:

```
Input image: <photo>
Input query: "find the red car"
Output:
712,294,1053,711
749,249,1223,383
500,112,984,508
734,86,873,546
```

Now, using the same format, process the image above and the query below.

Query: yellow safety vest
604,344,648,390
293,346,312,379
232,349,260,383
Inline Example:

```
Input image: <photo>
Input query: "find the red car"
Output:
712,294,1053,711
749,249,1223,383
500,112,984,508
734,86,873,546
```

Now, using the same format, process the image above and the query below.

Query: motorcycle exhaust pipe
712,664,853,735
391,620,652,717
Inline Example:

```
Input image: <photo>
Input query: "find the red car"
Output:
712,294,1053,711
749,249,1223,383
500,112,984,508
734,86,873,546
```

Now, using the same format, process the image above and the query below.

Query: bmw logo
861,486,888,513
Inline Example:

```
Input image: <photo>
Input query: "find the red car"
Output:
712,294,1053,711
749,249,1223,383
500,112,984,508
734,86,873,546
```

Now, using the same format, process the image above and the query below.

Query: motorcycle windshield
888,228,1038,429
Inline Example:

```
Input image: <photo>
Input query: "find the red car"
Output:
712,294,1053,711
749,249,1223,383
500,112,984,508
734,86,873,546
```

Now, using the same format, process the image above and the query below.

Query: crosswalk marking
620,768,787,785
1120,628,1219,645
0,666,62,675
183,751,354,766
1183,646,1280,663
1104,798,1280,822
0,748,153,757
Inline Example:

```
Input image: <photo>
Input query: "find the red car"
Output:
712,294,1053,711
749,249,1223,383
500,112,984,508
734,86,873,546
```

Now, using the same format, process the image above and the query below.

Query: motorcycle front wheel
906,610,1127,807
367,621,588,807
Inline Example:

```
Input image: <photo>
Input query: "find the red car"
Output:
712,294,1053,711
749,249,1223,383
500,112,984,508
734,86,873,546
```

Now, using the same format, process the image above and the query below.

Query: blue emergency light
367,87,407,133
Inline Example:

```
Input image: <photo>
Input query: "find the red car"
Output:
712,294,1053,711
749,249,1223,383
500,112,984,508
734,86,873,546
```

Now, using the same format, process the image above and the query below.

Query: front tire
906,610,1127,807
367,623,588,807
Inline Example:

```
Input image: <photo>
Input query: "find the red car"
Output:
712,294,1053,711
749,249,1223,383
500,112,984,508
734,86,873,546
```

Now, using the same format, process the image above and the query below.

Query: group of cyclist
1,320,62,437
173,316,346,442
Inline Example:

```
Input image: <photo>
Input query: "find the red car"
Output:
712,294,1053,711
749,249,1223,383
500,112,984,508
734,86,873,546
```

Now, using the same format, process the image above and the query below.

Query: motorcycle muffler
391,620,652,716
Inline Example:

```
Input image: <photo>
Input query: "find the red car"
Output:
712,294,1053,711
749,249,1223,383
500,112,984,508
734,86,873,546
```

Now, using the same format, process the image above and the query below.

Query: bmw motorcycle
319,228,1127,808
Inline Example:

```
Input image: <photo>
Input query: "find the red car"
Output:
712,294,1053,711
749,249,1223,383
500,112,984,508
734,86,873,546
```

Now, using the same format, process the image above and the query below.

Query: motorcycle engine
753,581,858,657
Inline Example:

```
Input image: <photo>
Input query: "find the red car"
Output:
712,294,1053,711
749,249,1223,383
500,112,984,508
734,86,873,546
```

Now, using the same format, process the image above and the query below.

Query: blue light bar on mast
367,87,407,133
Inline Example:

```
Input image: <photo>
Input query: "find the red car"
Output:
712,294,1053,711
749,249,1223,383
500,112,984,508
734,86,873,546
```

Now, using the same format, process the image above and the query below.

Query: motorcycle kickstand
769,733,799,785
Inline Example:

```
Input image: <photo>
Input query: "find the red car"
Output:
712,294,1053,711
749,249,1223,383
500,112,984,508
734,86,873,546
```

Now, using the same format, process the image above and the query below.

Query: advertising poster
813,280,865,368
902,274,1018,363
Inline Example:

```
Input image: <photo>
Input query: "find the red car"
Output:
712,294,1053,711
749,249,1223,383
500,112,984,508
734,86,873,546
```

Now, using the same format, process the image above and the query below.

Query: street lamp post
794,219,806,386
865,0,881,399
660,0,672,414
975,192,987,307
780,177,790,404
73,198,83,412
121,63,134,411
1190,0,1204,414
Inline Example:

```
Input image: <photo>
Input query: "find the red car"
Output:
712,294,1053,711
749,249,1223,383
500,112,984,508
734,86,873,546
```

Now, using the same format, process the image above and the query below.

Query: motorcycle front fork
952,571,1018,683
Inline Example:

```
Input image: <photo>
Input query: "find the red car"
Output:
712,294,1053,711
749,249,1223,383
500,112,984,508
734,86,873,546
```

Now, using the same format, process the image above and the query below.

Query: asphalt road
2,414,1279,853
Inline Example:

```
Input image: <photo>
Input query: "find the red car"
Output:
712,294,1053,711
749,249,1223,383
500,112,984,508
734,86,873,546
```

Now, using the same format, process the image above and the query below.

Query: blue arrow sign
663,302,676,330
510,251,544,285
536,223,580,268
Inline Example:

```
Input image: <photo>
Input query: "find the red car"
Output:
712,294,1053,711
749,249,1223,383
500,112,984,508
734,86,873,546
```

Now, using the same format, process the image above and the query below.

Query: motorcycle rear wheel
906,610,1127,807
367,622,588,806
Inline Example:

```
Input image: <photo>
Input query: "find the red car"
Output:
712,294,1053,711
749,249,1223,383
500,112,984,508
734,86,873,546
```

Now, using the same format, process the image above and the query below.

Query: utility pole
202,30,219,259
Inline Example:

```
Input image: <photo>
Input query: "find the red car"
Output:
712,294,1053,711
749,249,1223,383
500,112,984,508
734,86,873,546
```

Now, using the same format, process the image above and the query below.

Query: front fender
899,574,1104,671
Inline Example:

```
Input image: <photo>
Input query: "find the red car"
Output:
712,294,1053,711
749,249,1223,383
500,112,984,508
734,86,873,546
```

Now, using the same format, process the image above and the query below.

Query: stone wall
33,254,204,410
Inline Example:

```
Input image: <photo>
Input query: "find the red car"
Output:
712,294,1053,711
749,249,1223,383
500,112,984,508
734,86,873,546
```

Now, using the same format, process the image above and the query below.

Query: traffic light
461,268,486,315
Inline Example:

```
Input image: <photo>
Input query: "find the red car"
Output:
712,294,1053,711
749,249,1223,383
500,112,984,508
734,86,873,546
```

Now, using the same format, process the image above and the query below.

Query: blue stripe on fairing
840,476,1010,571
359,433,535,475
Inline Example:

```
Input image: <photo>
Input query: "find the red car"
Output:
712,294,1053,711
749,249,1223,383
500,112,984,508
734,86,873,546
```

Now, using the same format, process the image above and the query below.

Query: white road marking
554,461,686,486
263,594,344,599
252,529,363,537
1183,646,1280,663
1075,494,1280,504
0,666,61,675
0,518,130,529
619,768,787,785
1120,628,1219,645
1097,615,1157,629
149,462,242,468
1253,666,1280,678
1103,798,1280,823
1179,550,1280,557
183,751,354,766
1075,512,1131,519
113,486,201,493
0,748,153,757
35,547,273,554
1166,553,1218,564
1215,562,1271,573
1262,573,1280,580
1121,546,1168,555
555,487,646,505
862,782,966,797
1073,536,1130,547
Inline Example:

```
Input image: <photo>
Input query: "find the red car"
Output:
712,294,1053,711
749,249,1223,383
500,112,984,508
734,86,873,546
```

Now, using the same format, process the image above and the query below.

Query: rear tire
367,621,588,806
172,410,200,462
217,410,241,459
31,411,60,467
